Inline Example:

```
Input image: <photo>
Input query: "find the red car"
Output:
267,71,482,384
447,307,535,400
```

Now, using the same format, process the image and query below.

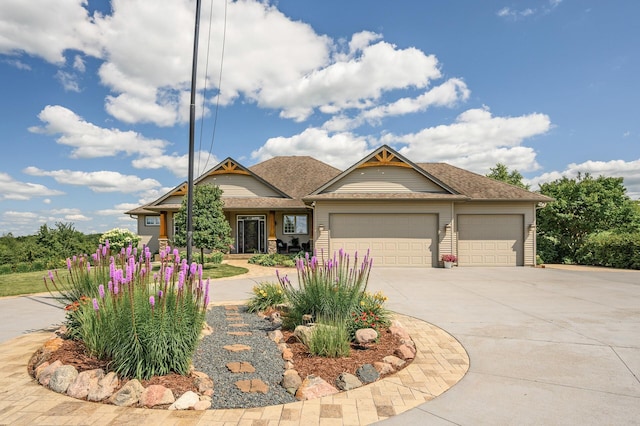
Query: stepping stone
225,306,239,311
228,323,249,328
235,379,269,394
223,344,252,352
226,316,243,322
226,362,256,373
227,331,252,336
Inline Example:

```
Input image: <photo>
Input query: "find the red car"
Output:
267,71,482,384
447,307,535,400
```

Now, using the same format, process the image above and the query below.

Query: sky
1,0,639,236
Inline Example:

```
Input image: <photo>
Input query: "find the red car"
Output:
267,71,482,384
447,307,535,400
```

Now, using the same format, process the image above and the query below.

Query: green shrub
307,318,350,358
99,228,140,254
45,244,208,379
249,253,295,267
278,249,373,330
0,264,12,275
31,260,46,271
205,251,224,264
576,232,640,270
345,291,391,340
246,281,287,313
15,262,31,273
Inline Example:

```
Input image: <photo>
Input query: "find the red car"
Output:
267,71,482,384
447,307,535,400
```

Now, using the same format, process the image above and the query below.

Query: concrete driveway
369,266,640,426
1,265,638,425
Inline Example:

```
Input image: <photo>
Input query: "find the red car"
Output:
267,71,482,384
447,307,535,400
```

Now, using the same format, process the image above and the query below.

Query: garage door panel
330,213,437,267
458,214,523,266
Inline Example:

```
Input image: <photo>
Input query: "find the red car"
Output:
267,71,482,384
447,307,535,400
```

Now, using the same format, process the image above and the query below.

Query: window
145,216,161,226
283,214,307,234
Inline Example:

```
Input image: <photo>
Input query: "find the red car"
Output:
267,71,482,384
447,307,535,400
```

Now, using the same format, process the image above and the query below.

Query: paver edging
0,313,469,424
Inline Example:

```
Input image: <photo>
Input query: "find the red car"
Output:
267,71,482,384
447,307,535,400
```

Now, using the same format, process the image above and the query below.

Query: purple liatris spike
48,270,54,281
133,247,137,257
126,245,132,257
92,298,99,311
114,283,119,295
149,295,155,307
204,294,210,307
178,270,185,290
198,264,203,279
105,240,110,250
173,248,179,258
204,278,210,299
158,290,163,299
87,262,91,273
92,253,98,262
98,285,105,299
190,262,197,276
108,280,113,292
66,258,71,270
102,245,107,257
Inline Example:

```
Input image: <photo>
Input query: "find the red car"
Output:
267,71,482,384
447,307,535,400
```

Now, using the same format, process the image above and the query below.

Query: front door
237,215,266,254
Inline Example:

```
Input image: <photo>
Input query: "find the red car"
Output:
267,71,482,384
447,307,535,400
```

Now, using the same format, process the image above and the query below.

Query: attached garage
329,213,438,267
457,214,524,266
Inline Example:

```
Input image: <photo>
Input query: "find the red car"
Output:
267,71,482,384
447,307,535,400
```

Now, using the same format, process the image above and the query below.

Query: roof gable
311,145,457,196
197,157,291,199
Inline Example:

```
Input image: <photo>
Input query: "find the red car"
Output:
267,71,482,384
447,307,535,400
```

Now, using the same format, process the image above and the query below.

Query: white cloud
0,0,101,64
29,105,168,159
497,1,562,20
131,150,217,178
55,70,81,92
96,203,140,216
384,107,551,173
23,167,161,194
3,59,31,70
528,158,640,199
72,55,85,72
0,172,64,201
251,128,370,170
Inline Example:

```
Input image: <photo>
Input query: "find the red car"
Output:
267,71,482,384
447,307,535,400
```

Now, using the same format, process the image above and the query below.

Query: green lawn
0,264,248,298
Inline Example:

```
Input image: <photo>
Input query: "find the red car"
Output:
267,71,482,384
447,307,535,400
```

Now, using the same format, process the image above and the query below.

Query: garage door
329,213,437,267
457,214,524,266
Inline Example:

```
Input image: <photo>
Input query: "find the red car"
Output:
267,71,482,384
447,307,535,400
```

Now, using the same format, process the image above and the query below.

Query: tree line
487,164,640,269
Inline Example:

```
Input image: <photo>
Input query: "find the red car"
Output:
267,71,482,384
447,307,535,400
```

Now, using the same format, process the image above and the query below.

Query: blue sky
1,0,639,236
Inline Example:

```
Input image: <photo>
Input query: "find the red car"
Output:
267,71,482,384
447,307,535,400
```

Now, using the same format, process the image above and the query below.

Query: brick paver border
0,313,469,425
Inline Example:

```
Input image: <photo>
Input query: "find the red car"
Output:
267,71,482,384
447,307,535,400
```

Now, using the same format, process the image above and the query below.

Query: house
125,145,552,267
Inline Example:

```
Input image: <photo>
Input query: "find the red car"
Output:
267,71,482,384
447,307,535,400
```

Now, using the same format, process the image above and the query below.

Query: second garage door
457,214,524,266
329,213,437,267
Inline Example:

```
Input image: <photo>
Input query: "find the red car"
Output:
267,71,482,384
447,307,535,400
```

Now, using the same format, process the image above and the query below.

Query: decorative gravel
192,305,297,409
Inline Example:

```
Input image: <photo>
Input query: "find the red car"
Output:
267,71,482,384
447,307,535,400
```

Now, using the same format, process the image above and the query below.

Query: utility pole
187,0,203,265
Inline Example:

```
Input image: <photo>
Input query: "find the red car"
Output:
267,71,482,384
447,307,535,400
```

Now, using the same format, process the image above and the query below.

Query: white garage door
329,213,437,267
457,214,524,266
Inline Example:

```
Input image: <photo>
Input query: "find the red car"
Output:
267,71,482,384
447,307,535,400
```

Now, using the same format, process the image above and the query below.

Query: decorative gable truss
313,145,457,195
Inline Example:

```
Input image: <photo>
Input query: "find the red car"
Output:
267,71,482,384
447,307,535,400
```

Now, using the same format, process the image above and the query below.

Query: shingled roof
418,163,553,202
249,156,341,199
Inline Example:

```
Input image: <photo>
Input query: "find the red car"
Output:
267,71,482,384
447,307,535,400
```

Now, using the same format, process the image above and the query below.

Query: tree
537,174,640,263
173,184,234,263
486,163,530,190
99,228,141,254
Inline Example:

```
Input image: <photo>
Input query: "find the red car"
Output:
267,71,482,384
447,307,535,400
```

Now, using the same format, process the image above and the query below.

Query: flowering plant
44,242,209,379
441,254,457,262
246,281,286,313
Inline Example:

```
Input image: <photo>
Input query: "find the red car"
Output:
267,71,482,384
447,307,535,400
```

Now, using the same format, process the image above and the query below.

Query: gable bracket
208,159,250,176
357,148,412,169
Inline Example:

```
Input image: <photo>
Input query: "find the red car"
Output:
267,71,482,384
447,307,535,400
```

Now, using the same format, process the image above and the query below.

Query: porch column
159,211,169,253
268,210,277,254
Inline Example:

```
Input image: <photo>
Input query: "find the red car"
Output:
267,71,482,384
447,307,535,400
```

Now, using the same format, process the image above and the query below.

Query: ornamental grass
44,243,209,380
277,249,373,330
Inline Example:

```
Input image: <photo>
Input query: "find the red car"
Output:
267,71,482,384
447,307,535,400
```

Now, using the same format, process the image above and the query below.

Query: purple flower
92,253,98,262
114,283,119,295
102,244,107,257
178,271,185,290
48,270,54,281
149,296,155,307
87,262,91,273
92,298,99,311
173,248,179,259
105,240,110,250
198,264,203,279
108,280,113,293
190,262,197,276
126,246,132,257
158,290,163,299
66,258,71,270
98,285,105,299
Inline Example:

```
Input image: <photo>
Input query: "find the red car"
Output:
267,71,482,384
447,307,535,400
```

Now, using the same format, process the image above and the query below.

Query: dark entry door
237,215,266,254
